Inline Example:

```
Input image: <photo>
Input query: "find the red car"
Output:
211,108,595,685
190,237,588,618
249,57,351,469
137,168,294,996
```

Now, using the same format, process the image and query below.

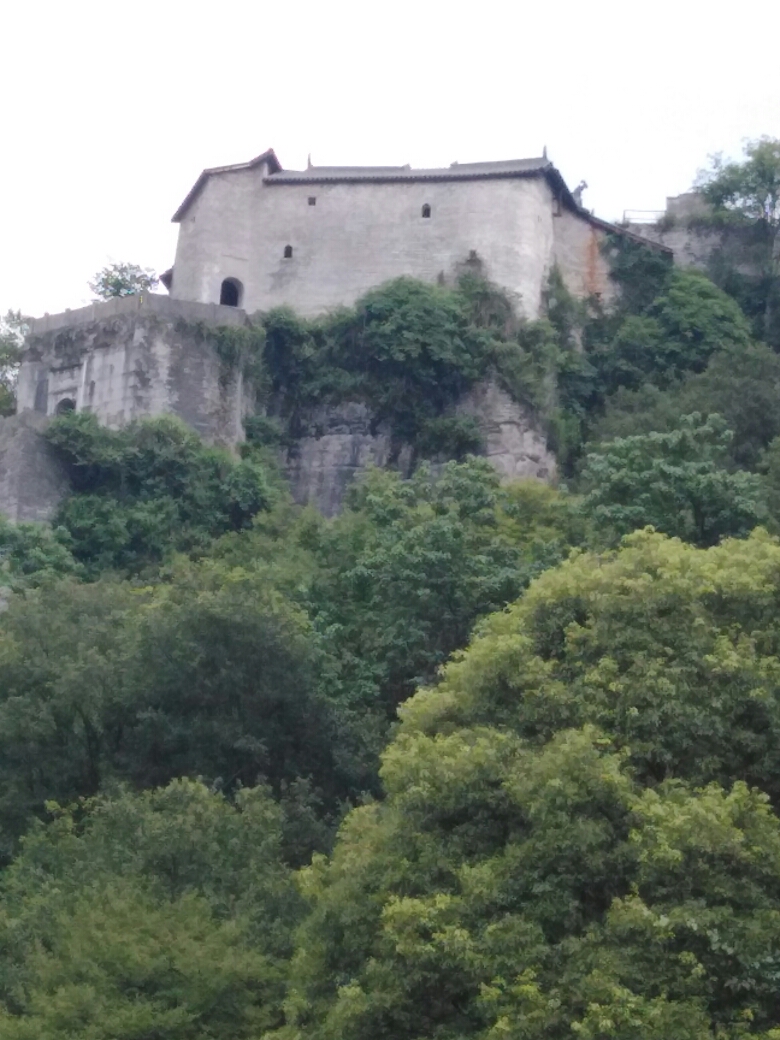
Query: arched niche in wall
55,398,76,415
220,278,243,307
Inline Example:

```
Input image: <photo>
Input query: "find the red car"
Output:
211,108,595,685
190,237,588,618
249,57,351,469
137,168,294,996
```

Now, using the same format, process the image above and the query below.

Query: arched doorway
220,278,243,307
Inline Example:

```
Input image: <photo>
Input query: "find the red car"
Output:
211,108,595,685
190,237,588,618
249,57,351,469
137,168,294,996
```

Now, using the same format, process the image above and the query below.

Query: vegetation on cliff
3,141,780,1038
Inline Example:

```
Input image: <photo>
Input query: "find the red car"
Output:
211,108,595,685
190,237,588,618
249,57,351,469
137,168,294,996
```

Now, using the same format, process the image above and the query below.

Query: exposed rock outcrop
283,381,555,516
454,381,556,482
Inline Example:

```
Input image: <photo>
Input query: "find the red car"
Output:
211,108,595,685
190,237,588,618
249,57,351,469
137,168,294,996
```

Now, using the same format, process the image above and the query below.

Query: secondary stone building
163,148,650,318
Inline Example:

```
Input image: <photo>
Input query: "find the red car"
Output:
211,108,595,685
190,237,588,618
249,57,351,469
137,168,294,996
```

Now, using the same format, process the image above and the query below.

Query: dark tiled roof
265,157,550,184
172,149,282,222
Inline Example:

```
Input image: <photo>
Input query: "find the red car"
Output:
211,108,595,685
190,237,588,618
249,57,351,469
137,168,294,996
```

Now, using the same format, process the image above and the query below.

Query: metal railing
622,209,665,224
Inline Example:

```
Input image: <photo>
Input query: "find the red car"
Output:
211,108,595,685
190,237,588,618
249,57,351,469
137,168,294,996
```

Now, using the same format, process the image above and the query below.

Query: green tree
45,412,276,572
701,137,780,226
304,460,579,713
0,579,139,857
88,261,159,299
0,780,301,1038
593,269,752,396
120,565,342,810
279,531,780,1040
590,339,780,471
0,517,81,591
580,413,764,546
698,137,780,345
0,564,348,856
0,310,28,416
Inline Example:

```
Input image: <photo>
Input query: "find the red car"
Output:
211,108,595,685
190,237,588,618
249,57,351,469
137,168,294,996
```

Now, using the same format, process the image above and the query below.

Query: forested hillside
1,139,780,1038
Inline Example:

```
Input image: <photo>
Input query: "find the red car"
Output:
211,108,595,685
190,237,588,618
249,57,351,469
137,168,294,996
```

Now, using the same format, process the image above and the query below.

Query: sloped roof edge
172,149,282,222
586,213,674,253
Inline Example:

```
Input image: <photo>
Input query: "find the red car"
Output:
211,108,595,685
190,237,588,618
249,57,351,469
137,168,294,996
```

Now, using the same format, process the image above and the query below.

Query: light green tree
88,261,158,299
276,530,780,1040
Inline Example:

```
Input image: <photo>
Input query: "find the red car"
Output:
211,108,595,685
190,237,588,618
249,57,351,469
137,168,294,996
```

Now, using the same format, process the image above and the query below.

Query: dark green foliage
256,276,586,460
302,460,580,714
592,269,752,396
697,137,780,346
414,415,484,460
0,569,348,861
244,412,289,448
259,279,495,451
0,780,301,1038
590,339,780,469
601,230,674,313
0,517,81,590
580,414,765,547
119,570,339,800
333,278,486,443
45,412,275,572
699,137,780,225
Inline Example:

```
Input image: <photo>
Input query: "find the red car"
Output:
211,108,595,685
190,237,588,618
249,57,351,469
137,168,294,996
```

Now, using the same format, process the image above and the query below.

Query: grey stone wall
19,294,253,446
170,169,596,319
553,210,619,305
0,412,69,523
627,194,769,279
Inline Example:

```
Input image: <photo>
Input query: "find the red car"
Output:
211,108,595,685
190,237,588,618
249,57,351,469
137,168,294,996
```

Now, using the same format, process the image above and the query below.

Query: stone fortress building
162,148,646,319
6,147,673,520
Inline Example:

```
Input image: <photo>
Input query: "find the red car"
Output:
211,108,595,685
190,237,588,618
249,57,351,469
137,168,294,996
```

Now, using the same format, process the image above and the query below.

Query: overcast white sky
2,0,778,318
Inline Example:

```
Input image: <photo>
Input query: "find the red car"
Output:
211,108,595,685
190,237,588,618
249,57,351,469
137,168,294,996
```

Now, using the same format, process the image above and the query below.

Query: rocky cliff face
5,297,557,524
282,380,555,516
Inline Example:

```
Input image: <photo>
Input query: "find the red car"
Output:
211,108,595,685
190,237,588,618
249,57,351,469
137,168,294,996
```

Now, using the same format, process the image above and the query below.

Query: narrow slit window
421,203,431,218
308,196,316,206
284,245,293,258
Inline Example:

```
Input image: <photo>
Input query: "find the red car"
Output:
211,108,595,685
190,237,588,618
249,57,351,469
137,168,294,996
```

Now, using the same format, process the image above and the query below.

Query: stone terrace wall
19,294,252,446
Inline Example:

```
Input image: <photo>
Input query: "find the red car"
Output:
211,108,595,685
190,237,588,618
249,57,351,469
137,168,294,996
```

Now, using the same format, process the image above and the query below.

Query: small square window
308,196,316,206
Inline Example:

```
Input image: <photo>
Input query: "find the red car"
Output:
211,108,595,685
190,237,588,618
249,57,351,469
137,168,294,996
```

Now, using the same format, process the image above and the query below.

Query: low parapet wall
28,293,248,335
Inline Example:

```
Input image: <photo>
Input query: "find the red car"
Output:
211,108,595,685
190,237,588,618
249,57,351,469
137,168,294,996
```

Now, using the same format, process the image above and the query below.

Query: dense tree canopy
44,412,275,573
278,531,780,1040
580,413,764,547
4,140,780,1037
0,780,300,1038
